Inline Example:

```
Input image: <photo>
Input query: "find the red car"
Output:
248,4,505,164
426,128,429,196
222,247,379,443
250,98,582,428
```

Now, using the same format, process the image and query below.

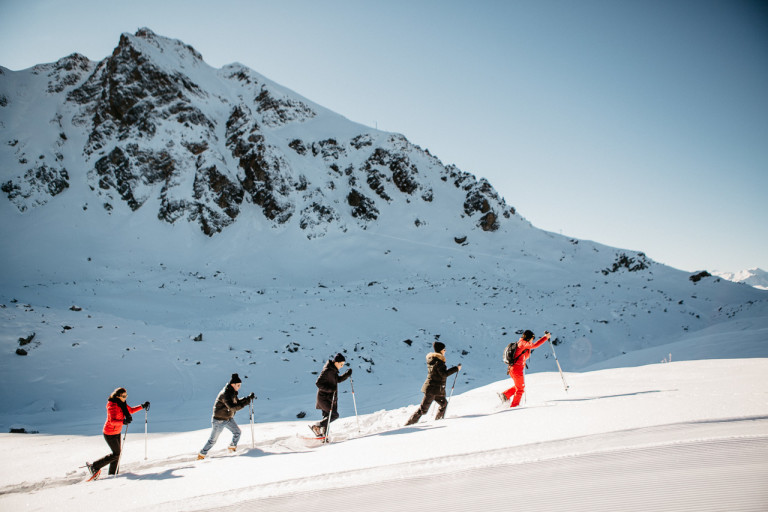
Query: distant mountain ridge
0,28,512,237
713,268,768,291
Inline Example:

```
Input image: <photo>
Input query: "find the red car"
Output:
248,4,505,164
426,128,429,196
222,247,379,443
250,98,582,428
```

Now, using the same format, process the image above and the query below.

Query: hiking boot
309,425,323,437
498,392,509,403
228,446,236,453
197,453,205,460
85,462,101,481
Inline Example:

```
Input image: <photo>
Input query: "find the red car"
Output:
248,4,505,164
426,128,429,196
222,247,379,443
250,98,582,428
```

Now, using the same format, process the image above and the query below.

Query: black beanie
433,341,446,353
229,373,242,384
333,353,346,363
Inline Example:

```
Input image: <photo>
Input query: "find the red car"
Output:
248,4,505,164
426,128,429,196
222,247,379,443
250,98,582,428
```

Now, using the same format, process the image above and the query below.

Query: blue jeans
200,418,241,455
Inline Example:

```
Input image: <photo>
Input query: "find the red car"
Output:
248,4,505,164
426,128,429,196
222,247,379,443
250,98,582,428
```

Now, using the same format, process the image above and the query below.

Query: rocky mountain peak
1,29,516,238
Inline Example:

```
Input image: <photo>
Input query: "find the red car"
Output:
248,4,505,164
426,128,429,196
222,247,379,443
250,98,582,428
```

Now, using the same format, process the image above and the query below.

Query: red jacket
103,399,143,435
512,335,550,369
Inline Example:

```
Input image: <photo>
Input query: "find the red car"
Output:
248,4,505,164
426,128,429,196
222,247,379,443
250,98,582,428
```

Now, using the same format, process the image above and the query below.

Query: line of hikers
86,329,552,478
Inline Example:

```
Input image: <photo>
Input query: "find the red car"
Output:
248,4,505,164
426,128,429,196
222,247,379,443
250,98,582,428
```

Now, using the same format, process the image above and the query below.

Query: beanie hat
229,373,242,384
433,341,446,353
333,353,346,363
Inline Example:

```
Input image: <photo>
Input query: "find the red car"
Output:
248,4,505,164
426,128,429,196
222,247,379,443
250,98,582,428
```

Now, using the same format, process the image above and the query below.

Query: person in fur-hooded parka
405,342,461,425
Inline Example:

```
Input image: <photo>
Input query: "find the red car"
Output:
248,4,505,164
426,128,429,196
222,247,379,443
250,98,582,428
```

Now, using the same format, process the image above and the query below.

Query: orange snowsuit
502,334,549,407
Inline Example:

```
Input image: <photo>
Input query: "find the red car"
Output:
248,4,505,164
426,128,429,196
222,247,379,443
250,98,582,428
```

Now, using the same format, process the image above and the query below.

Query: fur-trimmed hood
426,352,446,363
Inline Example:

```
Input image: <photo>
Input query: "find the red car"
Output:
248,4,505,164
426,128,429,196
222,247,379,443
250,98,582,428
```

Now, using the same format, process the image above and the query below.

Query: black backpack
503,341,527,365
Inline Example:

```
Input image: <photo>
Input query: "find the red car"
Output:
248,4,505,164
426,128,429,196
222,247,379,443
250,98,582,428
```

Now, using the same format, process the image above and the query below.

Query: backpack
503,341,527,365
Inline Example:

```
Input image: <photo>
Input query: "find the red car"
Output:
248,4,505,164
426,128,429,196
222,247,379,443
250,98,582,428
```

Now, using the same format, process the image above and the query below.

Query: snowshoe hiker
198,373,254,459
501,330,551,407
310,353,352,437
85,387,148,478
405,342,461,425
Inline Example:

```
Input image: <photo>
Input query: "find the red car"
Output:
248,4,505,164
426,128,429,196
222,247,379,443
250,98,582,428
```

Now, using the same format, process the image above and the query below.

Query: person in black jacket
309,353,352,436
198,373,254,459
405,342,461,426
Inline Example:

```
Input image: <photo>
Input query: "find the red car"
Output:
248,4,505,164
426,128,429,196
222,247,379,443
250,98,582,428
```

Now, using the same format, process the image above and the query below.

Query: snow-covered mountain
0,28,509,237
713,268,768,291
0,29,766,437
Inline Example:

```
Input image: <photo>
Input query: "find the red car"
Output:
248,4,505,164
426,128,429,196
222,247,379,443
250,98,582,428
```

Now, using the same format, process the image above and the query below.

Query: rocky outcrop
602,252,651,275
1,164,69,211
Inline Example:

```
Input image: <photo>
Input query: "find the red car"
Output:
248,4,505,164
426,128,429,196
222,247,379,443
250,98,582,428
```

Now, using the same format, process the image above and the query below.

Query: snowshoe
85,462,101,482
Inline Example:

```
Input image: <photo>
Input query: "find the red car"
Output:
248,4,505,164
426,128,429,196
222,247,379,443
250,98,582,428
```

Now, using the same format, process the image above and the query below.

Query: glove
142,401,150,411
344,369,352,378
248,392,256,401
123,416,132,424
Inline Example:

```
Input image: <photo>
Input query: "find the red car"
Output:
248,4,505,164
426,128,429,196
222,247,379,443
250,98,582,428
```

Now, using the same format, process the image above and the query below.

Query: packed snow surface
1,354,766,511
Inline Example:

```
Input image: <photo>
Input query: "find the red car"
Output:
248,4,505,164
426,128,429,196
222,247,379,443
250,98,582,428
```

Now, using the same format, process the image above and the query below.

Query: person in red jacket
86,387,149,480
500,330,551,407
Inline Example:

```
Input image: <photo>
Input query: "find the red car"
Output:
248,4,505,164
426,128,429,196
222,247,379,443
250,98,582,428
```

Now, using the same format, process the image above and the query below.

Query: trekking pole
547,334,569,392
324,390,336,444
350,377,360,433
249,401,255,449
144,408,148,460
115,425,128,476
448,371,459,403
441,370,460,418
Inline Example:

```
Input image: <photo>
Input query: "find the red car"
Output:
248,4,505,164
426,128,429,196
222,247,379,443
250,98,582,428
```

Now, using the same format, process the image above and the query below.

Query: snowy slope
0,354,766,511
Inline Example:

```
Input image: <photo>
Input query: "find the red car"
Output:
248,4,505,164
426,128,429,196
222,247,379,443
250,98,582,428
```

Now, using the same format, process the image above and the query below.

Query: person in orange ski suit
501,330,551,407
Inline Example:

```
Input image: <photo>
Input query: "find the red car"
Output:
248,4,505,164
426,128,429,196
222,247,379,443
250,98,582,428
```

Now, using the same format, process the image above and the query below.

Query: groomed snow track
188,418,768,512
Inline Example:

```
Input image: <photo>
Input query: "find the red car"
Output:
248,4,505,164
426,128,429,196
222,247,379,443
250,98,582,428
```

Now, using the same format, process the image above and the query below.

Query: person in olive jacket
405,342,462,426
198,373,254,459
309,353,352,437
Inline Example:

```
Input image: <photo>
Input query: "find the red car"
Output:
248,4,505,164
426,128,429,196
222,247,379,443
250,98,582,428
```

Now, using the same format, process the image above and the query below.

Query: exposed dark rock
18,333,36,346
256,88,316,127
1,164,69,211
689,271,712,283
602,253,651,275
289,139,307,155
347,189,379,221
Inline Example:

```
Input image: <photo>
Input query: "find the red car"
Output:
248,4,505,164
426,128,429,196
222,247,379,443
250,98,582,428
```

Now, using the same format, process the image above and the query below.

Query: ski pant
503,364,525,407
92,433,122,475
200,418,241,455
313,407,339,433
405,392,448,425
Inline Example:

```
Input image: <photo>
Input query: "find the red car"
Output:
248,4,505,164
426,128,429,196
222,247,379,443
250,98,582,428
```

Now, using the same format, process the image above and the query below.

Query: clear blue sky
1,0,766,273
